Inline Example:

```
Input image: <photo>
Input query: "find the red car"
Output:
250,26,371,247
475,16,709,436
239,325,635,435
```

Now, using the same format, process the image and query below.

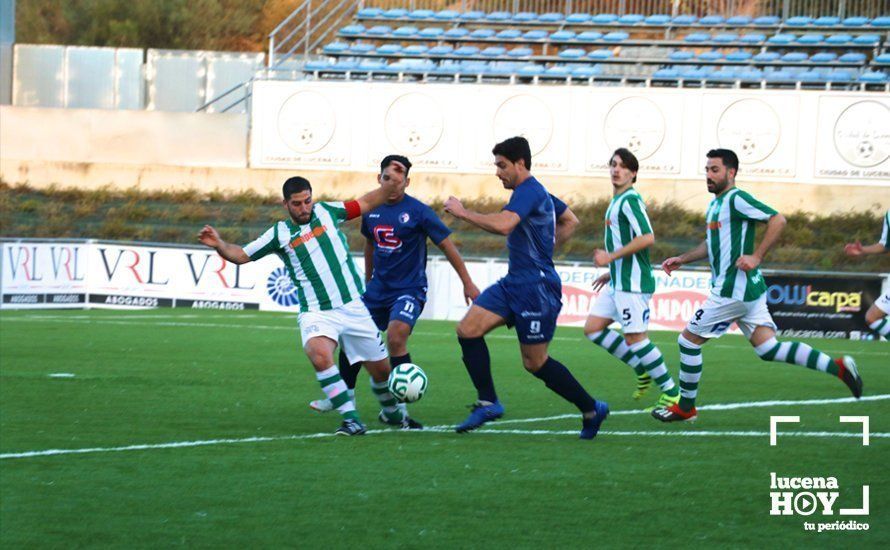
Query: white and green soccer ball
387,363,428,403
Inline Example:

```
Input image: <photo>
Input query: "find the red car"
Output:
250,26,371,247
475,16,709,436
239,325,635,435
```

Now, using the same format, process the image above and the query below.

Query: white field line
2,315,888,356
2,395,887,460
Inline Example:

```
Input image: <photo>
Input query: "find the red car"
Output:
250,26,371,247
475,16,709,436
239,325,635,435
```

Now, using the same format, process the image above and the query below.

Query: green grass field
1,309,887,548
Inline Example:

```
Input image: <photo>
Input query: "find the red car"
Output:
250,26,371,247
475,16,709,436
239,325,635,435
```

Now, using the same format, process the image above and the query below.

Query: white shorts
297,300,387,364
686,293,777,339
875,292,890,315
588,289,652,334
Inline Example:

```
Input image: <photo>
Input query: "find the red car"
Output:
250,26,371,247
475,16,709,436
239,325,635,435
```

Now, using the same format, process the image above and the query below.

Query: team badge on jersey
399,212,410,224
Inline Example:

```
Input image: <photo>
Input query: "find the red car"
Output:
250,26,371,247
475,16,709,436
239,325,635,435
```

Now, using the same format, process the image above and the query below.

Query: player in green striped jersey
198,176,419,435
652,149,862,422
584,148,679,410
844,209,890,339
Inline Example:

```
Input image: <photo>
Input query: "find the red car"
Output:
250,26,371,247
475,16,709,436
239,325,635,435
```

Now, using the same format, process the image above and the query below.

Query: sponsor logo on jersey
399,212,410,224
290,226,327,249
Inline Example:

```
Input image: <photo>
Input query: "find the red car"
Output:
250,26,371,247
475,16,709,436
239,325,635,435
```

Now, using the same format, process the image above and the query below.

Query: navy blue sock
532,357,596,414
458,336,498,403
338,348,361,390
391,353,412,368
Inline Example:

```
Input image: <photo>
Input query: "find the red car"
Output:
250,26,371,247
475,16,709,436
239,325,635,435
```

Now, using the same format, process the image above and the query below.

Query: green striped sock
677,334,703,411
870,317,890,338
371,379,405,423
316,366,359,421
754,338,837,376
588,329,645,376
631,339,679,397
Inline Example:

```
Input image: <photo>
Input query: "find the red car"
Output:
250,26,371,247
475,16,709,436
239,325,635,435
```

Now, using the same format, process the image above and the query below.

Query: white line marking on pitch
2,394,886,461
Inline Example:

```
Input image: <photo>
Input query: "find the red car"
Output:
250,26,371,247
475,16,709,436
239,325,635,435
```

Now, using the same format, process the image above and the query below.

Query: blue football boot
579,400,609,440
455,400,505,433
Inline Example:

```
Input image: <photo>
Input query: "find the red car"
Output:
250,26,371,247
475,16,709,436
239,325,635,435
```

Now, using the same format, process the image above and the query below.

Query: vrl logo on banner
769,416,869,518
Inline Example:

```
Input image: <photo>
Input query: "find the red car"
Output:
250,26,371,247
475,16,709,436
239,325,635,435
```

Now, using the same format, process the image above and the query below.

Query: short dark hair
492,136,532,170
611,148,639,183
282,176,312,200
380,154,412,177
706,148,739,172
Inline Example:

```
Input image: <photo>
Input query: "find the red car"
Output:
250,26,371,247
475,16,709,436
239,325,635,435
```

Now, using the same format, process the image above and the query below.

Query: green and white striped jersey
879,210,889,249
705,188,778,302
604,188,655,293
244,202,364,312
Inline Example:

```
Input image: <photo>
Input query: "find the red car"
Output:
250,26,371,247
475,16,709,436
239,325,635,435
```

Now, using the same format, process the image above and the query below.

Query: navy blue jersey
361,194,452,298
502,177,562,285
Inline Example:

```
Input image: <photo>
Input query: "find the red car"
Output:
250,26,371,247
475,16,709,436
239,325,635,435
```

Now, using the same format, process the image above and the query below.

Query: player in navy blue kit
444,137,609,440
310,155,480,426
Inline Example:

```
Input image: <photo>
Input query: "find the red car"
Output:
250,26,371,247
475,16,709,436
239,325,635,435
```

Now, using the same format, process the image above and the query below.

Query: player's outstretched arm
443,196,520,236
436,237,480,304
355,177,400,215
737,213,786,271
844,241,888,257
662,240,708,276
594,233,655,267
198,225,250,264
555,206,579,247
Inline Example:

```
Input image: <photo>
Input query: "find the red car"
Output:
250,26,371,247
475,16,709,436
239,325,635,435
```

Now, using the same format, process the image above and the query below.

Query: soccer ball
387,363,428,403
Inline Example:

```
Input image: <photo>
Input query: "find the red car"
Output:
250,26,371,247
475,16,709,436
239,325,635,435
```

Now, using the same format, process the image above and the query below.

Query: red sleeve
344,200,362,220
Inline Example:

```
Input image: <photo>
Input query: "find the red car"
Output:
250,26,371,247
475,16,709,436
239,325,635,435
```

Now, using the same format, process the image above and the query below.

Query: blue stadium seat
432,63,460,75
814,16,841,26
766,70,794,81
550,30,577,41
357,8,382,18
669,50,695,60
566,13,592,24
698,50,724,61
559,48,586,59
781,52,809,62
544,66,572,77
383,9,407,19
726,15,752,26
587,49,613,60
740,33,766,43
459,11,485,21
427,45,453,56
592,14,619,24
458,62,487,75
839,52,867,63
684,32,710,43
874,53,890,64
539,13,564,23
523,30,549,40
513,12,537,22
797,69,825,82
712,67,739,79
859,71,888,83
577,31,604,42
786,16,813,27
737,68,764,80
603,31,629,42
481,46,507,57
393,26,419,37
753,16,780,25
454,46,480,56
753,51,781,62
487,11,511,21
825,33,853,44
852,34,880,45
713,33,739,43
434,10,459,21
349,42,375,54
408,9,435,20
672,15,697,25
680,66,712,79
810,52,837,62
419,27,444,38
645,14,671,25
443,28,469,39
485,63,520,77
871,17,890,27
304,60,332,71
797,34,824,44
828,69,856,81
496,29,522,39
571,64,602,78
842,17,869,27
767,33,796,45
322,42,349,54
358,59,388,71
508,47,533,58
698,15,724,26
340,24,365,36
652,67,680,79
518,64,545,76
618,14,644,25
403,45,428,56
726,50,753,61
470,29,496,39
366,25,392,36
